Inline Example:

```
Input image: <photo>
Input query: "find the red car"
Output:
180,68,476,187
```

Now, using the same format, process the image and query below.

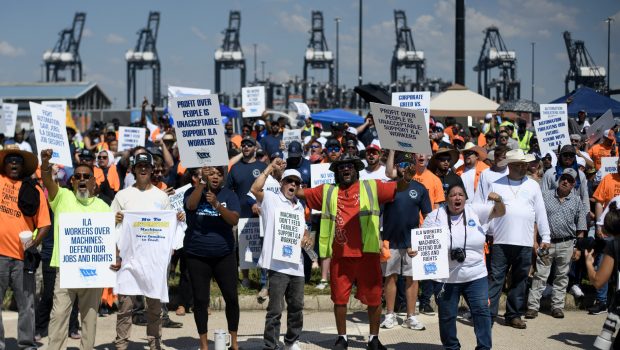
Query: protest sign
370,102,431,154
586,109,615,145
411,227,449,280
170,94,228,167
29,102,72,167
59,212,116,288
237,218,263,269
41,100,68,115
293,102,311,118
2,103,18,137
600,157,619,178
118,126,146,152
168,85,211,99
272,209,304,264
391,91,430,133
282,129,302,159
242,86,266,117
310,163,334,214
169,183,192,213
539,103,567,121
533,114,570,157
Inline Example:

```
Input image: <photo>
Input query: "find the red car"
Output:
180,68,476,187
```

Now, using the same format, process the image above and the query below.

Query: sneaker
419,304,435,315
569,285,585,298
315,279,329,290
69,331,81,339
176,306,186,316
241,278,251,289
257,287,269,304
367,337,388,350
380,313,397,329
162,318,183,328
551,308,565,319
588,302,608,315
524,309,538,319
403,315,425,330
334,336,348,350
284,341,302,350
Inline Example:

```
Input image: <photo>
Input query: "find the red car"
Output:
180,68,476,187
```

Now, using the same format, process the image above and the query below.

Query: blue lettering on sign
424,262,437,275
282,245,293,258
397,141,412,148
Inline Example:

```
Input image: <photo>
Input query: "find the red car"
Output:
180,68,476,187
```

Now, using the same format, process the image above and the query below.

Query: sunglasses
241,143,255,148
337,163,354,171
397,161,411,168
436,157,451,163
327,147,341,153
5,155,24,164
284,178,301,186
97,156,108,159
310,144,321,149
74,173,92,180
499,136,509,140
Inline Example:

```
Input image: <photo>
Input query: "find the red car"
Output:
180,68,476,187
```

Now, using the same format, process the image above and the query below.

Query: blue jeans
419,280,434,307
594,252,608,304
434,277,492,350
488,244,532,321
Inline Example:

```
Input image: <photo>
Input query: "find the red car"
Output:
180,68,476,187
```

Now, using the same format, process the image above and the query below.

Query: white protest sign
282,129,302,159
310,163,334,214
237,218,263,269
370,102,431,154
2,103,18,137
41,100,68,115
169,184,192,213
118,126,146,152
59,212,116,289
391,91,430,133
587,109,615,145
170,94,228,167
242,86,266,117
539,103,568,121
600,157,619,178
411,227,449,280
168,85,211,99
272,209,304,264
293,102,311,118
29,102,72,167
533,115,570,157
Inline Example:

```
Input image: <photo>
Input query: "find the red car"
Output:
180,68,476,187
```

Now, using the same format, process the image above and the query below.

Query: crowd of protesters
1,99,620,350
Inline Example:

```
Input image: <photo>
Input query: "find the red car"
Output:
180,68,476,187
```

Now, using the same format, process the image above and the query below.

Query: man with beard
0,146,51,350
428,148,464,198
40,149,110,350
359,142,389,181
260,122,284,158
296,154,415,350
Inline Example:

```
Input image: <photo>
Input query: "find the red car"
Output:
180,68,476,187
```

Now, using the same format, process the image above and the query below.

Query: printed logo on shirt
409,189,418,199
252,169,260,178
468,219,476,227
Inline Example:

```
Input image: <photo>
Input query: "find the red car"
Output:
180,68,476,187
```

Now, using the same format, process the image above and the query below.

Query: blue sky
0,0,618,108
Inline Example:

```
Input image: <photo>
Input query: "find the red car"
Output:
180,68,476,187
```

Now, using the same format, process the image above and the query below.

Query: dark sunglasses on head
5,155,24,164
284,178,301,186
74,173,92,180
327,146,341,153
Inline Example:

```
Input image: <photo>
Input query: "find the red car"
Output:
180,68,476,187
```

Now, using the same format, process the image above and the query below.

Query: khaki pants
527,240,574,311
115,294,162,350
47,270,102,350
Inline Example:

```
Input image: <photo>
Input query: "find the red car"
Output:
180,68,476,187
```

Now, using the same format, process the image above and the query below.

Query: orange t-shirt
304,180,397,258
413,169,445,207
593,173,620,208
94,165,120,192
155,181,168,190
455,161,489,192
0,175,51,260
477,133,487,147
588,143,614,170
230,134,242,148
445,126,456,143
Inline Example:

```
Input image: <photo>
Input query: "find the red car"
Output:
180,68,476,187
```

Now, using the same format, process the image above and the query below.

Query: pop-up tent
311,109,365,126
549,87,620,117
430,84,499,118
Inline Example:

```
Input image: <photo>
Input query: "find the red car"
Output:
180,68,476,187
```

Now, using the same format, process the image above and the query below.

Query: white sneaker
380,313,397,329
403,315,425,330
315,279,328,290
284,341,302,350
257,287,269,303
570,285,585,298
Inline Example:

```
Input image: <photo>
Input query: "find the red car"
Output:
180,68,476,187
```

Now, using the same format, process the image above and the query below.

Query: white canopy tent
430,84,499,118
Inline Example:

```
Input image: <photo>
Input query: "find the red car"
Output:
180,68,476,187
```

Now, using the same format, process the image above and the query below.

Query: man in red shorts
297,154,414,350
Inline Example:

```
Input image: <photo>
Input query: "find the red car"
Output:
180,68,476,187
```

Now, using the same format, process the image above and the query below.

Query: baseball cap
559,145,576,155
241,136,257,146
313,122,323,130
346,126,358,135
576,156,586,168
366,139,381,152
287,141,303,158
569,134,582,141
324,138,341,149
604,129,615,140
282,169,302,182
560,168,578,181
79,149,95,160
132,152,154,167
331,122,345,131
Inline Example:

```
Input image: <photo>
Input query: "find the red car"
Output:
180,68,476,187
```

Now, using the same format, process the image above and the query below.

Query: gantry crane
473,27,520,102
390,10,425,91
42,12,86,82
303,11,334,101
125,11,161,107
214,11,246,94
563,31,606,94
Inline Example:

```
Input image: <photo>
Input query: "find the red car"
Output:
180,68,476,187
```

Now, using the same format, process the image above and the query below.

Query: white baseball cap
282,169,302,182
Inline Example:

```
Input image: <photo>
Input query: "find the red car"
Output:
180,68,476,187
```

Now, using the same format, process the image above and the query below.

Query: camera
594,290,620,349
450,248,466,263
576,237,608,254
537,247,551,265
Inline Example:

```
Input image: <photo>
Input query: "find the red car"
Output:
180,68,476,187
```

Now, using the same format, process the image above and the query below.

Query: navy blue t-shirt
382,180,432,249
259,134,283,157
183,186,241,257
227,160,267,218
287,157,311,187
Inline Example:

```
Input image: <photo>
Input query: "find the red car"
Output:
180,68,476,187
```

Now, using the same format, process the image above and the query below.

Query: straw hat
430,148,459,167
460,142,487,161
498,149,537,167
0,145,38,178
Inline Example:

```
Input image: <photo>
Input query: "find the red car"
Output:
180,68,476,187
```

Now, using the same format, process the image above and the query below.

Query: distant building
0,81,112,111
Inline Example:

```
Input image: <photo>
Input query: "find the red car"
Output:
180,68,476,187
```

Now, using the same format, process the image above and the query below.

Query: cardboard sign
293,102,311,118
41,100,68,115
539,103,568,120
170,94,228,167
29,102,72,167
411,227,449,280
391,91,430,133
370,102,431,154
237,218,263,269
59,212,116,288
272,209,304,264
242,86,266,117
533,115,570,157
600,157,619,178
2,103,18,137
169,184,192,213
587,109,615,145
118,126,146,152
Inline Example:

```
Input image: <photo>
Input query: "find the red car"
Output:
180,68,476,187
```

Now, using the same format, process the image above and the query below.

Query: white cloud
191,26,208,42
278,12,310,33
0,41,25,57
82,28,94,38
105,33,127,45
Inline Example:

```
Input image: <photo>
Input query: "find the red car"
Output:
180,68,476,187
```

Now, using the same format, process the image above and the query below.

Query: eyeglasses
436,157,451,163
153,169,164,174
73,173,92,180
397,161,411,168
327,146,341,153
463,151,477,158
499,136,509,140
561,153,575,158
97,156,108,160
284,178,301,186
310,144,321,149
559,176,575,184
337,163,354,171
5,155,24,164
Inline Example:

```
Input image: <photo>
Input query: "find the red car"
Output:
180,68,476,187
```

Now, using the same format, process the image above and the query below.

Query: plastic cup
19,231,33,248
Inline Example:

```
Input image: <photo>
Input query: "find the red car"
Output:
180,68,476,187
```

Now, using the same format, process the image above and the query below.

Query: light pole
606,17,613,94
335,17,341,108
253,43,257,82
531,42,535,101
261,61,265,81
358,0,363,110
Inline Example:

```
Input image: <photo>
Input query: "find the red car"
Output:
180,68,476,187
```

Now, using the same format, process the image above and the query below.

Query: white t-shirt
17,141,32,153
483,176,551,246
597,195,620,226
257,191,305,276
359,165,389,181
423,203,493,283
474,167,509,203
460,166,476,204
111,186,172,213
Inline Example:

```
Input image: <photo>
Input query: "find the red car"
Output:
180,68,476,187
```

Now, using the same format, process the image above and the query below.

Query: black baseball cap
288,141,303,158
241,136,257,146
132,152,154,167
79,149,95,160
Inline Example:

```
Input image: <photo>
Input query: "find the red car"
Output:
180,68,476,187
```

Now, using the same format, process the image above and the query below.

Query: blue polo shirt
227,160,267,218
382,180,432,249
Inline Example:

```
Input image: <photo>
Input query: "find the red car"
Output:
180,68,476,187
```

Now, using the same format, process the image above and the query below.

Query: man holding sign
296,154,416,350
40,149,111,350
251,159,309,350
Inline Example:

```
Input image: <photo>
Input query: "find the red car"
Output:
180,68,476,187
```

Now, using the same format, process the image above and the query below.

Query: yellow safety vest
518,130,533,152
318,180,381,258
